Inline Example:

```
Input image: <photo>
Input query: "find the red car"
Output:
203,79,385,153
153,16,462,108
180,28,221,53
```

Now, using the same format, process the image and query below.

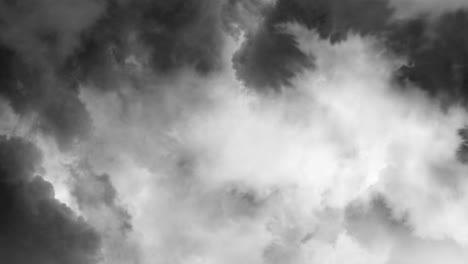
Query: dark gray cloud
1,0,467,152
0,136,100,264
66,0,233,90
457,126,468,163
4,0,466,152
345,195,411,248
233,24,312,90
0,45,91,150
231,0,468,102
389,12,468,102
0,0,104,150
232,0,393,90
0,0,106,66
1,1,468,263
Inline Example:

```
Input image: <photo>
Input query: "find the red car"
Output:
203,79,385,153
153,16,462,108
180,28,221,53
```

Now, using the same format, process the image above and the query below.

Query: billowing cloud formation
2,1,468,264
72,164,137,264
0,0,105,150
233,0,468,99
75,23,468,263
67,0,235,90
0,136,100,264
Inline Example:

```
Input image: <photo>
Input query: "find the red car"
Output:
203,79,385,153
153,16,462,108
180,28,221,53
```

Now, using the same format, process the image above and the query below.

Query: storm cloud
0,136,100,264
1,0,468,263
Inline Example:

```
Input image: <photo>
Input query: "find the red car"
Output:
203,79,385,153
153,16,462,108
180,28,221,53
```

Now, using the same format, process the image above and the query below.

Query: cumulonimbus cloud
1,1,468,264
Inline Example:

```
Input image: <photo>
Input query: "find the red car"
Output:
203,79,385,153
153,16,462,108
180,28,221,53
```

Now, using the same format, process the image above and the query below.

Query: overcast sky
1,0,468,263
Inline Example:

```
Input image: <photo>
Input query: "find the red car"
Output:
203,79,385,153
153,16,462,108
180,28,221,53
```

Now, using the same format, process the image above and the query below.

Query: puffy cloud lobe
72,164,138,264
233,25,312,90
345,196,468,264
0,136,100,264
232,0,393,90
72,167,131,234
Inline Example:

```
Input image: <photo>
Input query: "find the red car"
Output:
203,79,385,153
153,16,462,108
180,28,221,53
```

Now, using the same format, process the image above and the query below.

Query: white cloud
64,23,468,263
